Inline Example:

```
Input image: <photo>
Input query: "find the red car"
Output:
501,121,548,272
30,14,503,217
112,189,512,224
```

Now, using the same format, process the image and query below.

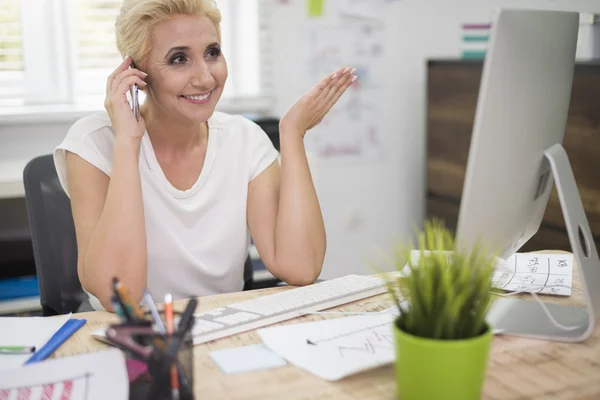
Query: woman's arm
68,138,146,310
247,67,356,285
69,57,149,309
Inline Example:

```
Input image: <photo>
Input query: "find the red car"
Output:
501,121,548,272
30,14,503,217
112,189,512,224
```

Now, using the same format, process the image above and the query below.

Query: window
73,0,123,99
0,0,25,107
0,0,271,114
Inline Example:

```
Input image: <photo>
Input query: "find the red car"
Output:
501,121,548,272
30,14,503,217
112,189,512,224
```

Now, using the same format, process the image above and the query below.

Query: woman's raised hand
104,56,148,141
280,67,357,137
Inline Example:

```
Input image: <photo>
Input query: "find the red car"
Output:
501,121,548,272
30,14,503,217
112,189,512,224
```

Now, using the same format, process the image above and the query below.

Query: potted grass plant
384,219,498,400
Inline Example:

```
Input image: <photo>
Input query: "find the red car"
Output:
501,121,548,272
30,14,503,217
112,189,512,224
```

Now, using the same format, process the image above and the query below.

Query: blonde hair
115,0,221,68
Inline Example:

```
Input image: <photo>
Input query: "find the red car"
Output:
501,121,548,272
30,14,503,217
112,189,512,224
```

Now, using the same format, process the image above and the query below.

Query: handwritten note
493,253,574,296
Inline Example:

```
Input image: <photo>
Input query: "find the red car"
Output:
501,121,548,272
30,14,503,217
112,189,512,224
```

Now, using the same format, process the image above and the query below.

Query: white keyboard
191,274,387,345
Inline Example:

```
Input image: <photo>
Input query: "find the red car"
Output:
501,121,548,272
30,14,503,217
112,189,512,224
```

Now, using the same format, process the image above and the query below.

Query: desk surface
53,251,600,400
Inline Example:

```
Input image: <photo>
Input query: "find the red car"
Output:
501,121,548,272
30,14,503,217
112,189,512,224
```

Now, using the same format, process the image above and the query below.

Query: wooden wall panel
426,60,600,253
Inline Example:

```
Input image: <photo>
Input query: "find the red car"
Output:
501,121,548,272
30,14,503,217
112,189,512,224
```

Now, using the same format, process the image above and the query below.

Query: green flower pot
393,321,492,400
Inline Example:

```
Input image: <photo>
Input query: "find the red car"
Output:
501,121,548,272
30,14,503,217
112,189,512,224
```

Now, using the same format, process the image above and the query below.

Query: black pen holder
106,311,195,400
131,333,194,400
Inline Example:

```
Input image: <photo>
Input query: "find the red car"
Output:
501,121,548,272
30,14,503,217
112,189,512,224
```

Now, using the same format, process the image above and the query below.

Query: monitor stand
487,143,600,342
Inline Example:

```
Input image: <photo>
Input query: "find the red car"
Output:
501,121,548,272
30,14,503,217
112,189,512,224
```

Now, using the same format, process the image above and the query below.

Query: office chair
23,154,83,316
23,154,255,316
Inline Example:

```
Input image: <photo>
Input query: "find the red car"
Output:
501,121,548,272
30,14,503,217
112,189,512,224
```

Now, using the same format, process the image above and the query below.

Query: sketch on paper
258,311,396,381
0,349,128,400
307,320,394,358
0,374,91,400
303,20,386,163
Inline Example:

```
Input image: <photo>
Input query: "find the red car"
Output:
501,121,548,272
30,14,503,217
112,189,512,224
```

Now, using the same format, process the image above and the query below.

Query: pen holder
131,330,194,400
106,311,195,400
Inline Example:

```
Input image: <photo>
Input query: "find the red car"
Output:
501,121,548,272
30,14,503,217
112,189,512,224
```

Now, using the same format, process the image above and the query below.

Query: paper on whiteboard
258,312,396,381
0,349,128,400
339,0,385,20
303,20,386,164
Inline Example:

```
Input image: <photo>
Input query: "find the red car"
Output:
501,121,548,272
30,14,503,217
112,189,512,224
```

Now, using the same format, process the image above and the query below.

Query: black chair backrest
253,117,281,151
23,154,82,316
23,155,255,315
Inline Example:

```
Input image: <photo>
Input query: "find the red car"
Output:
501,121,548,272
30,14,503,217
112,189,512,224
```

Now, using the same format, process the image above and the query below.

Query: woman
54,0,356,311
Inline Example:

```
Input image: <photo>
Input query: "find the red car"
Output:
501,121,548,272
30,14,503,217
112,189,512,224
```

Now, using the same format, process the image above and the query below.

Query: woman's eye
207,47,222,58
170,54,187,64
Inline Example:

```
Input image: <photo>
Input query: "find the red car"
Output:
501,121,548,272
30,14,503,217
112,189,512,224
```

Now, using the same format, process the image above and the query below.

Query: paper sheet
258,311,397,381
0,313,71,371
209,344,287,374
339,0,385,20
259,304,504,381
0,349,128,400
405,250,574,296
493,253,574,296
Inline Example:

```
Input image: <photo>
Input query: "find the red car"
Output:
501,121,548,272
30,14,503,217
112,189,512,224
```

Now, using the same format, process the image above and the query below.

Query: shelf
0,296,41,315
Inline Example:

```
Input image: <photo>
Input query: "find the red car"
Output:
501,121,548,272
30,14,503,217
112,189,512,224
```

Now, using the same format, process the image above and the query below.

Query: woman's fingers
308,68,354,127
310,66,347,101
114,76,147,101
106,57,147,95
110,69,147,95
321,69,356,114
106,57,133,93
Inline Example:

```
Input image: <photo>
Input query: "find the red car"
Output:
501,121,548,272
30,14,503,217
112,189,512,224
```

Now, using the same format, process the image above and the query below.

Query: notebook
0,313,86,371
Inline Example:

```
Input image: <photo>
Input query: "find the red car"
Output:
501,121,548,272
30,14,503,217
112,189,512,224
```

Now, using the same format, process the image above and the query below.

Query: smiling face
143,14,227,123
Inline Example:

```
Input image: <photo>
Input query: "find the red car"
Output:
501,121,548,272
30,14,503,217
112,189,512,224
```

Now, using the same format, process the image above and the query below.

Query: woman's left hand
280,67,357,137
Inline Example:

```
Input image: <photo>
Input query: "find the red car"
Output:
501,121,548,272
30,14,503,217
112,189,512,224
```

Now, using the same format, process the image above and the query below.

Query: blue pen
25,319,86,364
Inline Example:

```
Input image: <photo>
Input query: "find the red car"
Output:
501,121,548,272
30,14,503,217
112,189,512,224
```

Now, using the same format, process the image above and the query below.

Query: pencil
113,277,145,320
164,293,179,399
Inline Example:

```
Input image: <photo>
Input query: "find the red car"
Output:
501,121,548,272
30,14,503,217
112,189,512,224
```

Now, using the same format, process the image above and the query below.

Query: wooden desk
53,252,600,400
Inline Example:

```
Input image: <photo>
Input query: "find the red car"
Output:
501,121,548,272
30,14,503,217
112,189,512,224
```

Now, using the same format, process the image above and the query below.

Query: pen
112,290,133,322
113,277,145,321
175,298,197,336
164,297,196,400
142,288,166,334
111,295,128,322
0,346,36,354
164,293,179,400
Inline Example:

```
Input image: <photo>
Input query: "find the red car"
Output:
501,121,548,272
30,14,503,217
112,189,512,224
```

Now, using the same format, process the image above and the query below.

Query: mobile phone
129,62,139,121
130,84,139,121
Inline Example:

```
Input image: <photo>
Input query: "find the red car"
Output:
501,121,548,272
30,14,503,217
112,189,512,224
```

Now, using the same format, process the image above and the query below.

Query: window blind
73,0,122,98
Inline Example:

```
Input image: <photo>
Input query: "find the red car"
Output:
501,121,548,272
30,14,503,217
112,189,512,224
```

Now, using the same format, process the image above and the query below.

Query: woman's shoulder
210,111,264,133
66,111,115,143
54,111,116,194
56,110,116,164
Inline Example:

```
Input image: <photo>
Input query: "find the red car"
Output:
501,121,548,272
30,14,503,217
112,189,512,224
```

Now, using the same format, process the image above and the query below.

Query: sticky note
307,0,324,17
209,344,287,374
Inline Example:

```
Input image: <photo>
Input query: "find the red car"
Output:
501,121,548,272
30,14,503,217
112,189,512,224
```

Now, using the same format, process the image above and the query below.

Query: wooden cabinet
426,60,600,252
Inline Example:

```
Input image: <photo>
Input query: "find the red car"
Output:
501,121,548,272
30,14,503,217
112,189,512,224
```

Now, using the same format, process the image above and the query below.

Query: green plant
385,219,499,340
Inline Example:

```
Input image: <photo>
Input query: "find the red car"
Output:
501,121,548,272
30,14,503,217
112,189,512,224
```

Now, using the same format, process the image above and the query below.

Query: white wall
267,0,600,279
0,0,598,278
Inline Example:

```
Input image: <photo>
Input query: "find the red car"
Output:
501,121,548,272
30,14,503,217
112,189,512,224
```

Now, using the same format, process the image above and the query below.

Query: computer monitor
455,8,600,342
